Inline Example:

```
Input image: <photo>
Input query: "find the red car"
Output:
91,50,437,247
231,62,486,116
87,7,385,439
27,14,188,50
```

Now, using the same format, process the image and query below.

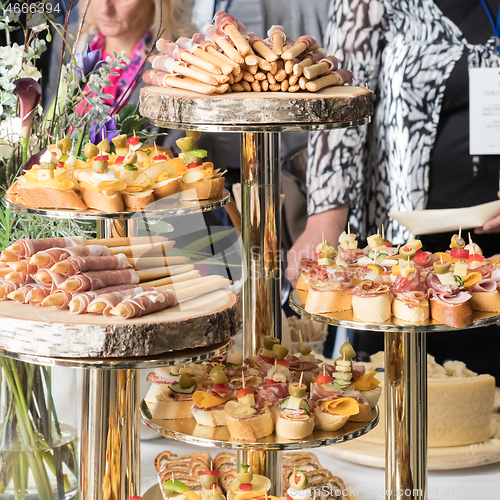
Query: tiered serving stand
1,195,238,499
138,86,379,497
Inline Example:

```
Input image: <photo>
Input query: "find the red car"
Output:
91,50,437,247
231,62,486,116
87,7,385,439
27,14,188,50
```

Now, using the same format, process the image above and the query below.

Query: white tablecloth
140,435,500,499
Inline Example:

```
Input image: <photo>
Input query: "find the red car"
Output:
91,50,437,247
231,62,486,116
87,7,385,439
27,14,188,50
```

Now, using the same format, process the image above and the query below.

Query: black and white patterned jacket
307,0,498,244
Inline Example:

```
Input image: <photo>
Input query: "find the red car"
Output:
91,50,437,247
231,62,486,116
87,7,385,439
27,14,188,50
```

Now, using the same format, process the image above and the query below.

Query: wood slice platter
139,86,374,128
0,290,238,358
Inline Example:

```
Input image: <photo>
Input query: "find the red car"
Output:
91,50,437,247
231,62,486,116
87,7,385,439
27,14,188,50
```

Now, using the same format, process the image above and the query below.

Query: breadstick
241,63,258,75
270,61,278,74
267,72,276,84
294,58,313,76
303,61,331,80
288,84,300,92
193,47,230,74
241,80,252,91
251,39,277,62
232,83,245,92
227,73,235,84
224,24,252,55
251,80,262,92
128,256,190,268
206,46,240,73
281,41,308,60
269,83,281,91
174,277,231,302
137,264,195,282
215,83,230,94
34,270,52,283
140,270,200,288
0,267,11,278
180,52,221,75
275,69,287,82
281,80,289,92
165,76,216,94
306,72,344,91
299,76,307,90
233,71,243,83
86,236,168,247
245,52,258,66
109,241,175,257
255,56,271,72
1,251,22,262
261,80,269,91
289,74,299,86
174,64,218,85
273,33,284,55
254,72,266,81
193,69,229,84
241,70,255,82
285,60,294,74
157,275,225,292
215,38,244,64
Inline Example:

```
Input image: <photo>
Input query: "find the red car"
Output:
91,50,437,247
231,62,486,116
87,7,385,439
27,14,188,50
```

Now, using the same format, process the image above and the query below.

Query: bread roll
392,297,430,322
154,177,181,199
275,414,315,439
296,273,310,291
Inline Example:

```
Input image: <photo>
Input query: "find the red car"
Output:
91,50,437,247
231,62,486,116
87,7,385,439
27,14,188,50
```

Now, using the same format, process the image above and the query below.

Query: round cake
357,352,496,447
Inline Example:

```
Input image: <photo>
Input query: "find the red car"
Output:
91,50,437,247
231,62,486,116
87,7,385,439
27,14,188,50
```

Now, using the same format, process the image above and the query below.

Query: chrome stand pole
236,450,283,497
239,131,283,495
240,132,282,358
79,219,141,499
385,331,427,500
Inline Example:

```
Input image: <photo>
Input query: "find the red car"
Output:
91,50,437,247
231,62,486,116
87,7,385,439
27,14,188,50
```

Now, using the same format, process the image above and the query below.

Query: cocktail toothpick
242,370,246,389
298,371,304,386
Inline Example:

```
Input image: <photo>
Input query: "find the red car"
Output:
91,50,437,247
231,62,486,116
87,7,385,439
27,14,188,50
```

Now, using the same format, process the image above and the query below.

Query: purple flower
89,118,120,145
13,78,42,136
74,44,106,79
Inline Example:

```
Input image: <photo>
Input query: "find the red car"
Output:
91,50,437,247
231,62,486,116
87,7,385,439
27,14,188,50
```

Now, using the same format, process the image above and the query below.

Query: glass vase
0,358,78,500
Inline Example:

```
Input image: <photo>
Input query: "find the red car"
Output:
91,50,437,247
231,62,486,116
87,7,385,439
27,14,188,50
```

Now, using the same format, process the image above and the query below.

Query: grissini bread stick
241,63,258,75
248,33,277,62
192,46,232,74
0,267,11,278
275,69,287,82
285,59,295,74
175,37,223,74
299,76,307,90
87,286,155,315
294,58,313,76
251,80,261,92
268,25,286,55
139,270,200,288
137,264,195,281
306,68,354,92
255,56,271,72
127,256,190,268
0,251,19,262
7,260,38,273
4,271,35,284
30,245,111,267
244,50,258,66
58,269,140,292
86,236,168,248
213,12,252,55
241,70,254,82
150,55,219,85
7,283,40,303
233,71,243,83
191,33,236,74
108,241,175,257
289,74,299,86
214,83,230,94
194,67,230,84
174,277,230,301
261,79,269,91
282,35,317,60
205,46,241,73
156,275,225,292
180,52,222,75
0,282,21,299
204,24,244,64
110,290,178,319
232,83,245,92
50,254,131,275
304,56,339,80
165,75,216,94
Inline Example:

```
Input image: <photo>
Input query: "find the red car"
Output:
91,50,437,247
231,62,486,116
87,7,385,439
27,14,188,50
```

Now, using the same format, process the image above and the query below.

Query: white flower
0,142,13,160
16,63,42,82
0,43,24,67
5,13,20,24
0,117,22,143
27,13,48,33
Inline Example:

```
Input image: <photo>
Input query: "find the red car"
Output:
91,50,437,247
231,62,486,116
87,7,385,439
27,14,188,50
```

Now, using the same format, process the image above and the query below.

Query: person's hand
285,205,348,287
475,191,500,234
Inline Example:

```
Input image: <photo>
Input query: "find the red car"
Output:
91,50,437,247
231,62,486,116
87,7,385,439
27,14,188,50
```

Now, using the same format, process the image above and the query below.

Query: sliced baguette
429,296,473,328
392,297,430,322
313,408,349,431
225,407,274,440
10,178,87,211
469,290,500,312
296,273,310,291
80,185,124,212
192,406,227,427
275,414,315,440
305,287,352,313
154,177,181,199
122,190,155,209
180,176,225,201
352,293,391,323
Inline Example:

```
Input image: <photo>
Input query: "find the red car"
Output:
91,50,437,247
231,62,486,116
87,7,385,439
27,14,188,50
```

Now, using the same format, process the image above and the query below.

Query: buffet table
140,437,500,500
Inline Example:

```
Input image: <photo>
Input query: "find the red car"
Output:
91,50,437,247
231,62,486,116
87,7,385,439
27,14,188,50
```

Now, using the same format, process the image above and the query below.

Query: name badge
469,67,500,155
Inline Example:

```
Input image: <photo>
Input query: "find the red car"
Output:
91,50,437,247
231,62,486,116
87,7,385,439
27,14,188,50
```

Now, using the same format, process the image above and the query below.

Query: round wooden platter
139,86,374,130
0,289,238,358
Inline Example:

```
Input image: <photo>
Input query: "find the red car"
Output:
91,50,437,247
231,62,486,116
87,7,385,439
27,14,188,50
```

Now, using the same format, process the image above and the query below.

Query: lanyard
480,0,500,53
213,0,233,20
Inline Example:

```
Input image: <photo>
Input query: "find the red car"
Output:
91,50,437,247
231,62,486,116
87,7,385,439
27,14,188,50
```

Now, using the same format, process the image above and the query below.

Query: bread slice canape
224,400,274,441
351,280,391,323
467,279,500,312
429,296,473,328
392,296,430,322
192,390,234,427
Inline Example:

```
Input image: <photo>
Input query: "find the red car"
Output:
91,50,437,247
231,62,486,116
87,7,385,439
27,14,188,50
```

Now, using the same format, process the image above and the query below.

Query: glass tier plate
140,400,378,450
5,189,230,220
289,289,500,332
0,340,230,369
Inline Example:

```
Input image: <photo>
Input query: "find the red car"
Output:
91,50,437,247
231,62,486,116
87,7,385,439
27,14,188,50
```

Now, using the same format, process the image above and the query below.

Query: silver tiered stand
138,86,377,497
2,195,233,500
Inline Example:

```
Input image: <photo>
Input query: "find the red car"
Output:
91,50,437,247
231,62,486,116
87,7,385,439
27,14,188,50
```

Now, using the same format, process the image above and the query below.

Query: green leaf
88,83,101,95
74,122,87,157
117,103,137,123
121,115,149,134
181,227,238,253
101,93,114,100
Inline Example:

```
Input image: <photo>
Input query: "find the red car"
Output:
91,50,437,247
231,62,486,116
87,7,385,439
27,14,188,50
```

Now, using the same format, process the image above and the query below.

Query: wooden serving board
139,86,374,126
0,290,238,358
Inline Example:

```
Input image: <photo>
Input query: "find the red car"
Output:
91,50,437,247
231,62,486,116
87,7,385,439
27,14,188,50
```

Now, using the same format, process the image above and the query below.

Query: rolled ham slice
4,271,35,285
470,279,497,293
110,290,178,319
87,286,155,317
52,253,131,276
143,69,169,87
7,283,40,303
6,236,85,258
0,280,22,300
68,284,144,314
30,245,110,268
59,269,140,293
156,39,183,60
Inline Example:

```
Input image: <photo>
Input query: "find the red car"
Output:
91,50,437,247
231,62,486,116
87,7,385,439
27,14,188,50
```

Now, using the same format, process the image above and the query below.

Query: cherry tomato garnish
239,484,252,491
201,471,220,476
153,155,168,161
450,248,469,259
316,374,334,384
127,137,140,145
468,254,485,262
236,388,254,399
187,161,203,169
115,156,125,165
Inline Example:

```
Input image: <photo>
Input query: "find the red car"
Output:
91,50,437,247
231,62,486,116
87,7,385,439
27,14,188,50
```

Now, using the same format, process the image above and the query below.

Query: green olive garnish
289,383,306,398
263,336,280,350
179,374,195,389
92,160,108,173
399,246,416,259
84,143,99,160
124,152,137,164
209,365,227,384
176,137,196,153
199,475,218,490
124,164,138,171
272,344,289,359
450,234,465,249
297,342,312,355
433,262,451,274
98,138,110,153
57,137,72,153
339,340,356,360
112,134,128,148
